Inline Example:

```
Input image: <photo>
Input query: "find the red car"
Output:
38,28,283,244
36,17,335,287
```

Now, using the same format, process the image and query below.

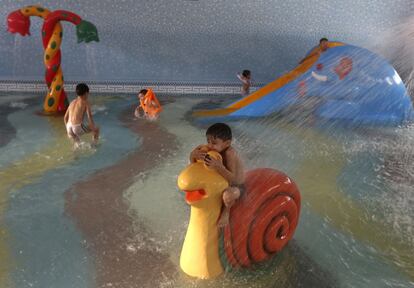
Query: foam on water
9,101,28,109
1,93,413,287
125,96,414,287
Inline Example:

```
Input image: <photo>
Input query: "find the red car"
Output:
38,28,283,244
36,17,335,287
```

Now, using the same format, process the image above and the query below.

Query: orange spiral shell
224,168,301,267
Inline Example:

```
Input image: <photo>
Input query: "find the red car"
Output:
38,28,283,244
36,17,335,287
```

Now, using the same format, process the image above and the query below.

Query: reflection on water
127,97,338,287
0,94,137,288
0,94,413,287
126,96,413,287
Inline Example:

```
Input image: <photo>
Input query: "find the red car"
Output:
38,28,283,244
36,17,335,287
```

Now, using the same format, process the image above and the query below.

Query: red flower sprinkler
7,5,99,114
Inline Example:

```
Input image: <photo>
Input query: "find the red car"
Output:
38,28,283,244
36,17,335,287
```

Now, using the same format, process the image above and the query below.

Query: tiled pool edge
0,80,264,94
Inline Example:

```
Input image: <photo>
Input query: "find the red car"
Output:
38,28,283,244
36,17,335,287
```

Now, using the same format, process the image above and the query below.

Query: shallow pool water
0,92,413,288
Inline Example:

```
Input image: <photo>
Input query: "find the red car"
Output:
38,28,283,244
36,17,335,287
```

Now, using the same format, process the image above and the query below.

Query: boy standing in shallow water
190,123,245,227
237,70,251,97
64,83,99,148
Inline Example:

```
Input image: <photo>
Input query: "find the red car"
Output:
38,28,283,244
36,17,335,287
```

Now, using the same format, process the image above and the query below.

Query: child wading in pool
64,83,99,148
237,70,251,97
134,89,162,120
134,89,148,118
190,123,245,227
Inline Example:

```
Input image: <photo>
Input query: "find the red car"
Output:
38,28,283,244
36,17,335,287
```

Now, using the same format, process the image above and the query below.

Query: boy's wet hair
206,123,232,141
76,83,89,96
242,70,251,77
139,89,148,95
319,37,328,43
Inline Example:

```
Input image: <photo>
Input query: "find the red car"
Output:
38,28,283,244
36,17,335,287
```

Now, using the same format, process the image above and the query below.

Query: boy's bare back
221,146,245,185
64,83,99,147
67,98,88,125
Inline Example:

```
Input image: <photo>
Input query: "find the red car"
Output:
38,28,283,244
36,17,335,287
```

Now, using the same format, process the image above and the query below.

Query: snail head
178,149,228,206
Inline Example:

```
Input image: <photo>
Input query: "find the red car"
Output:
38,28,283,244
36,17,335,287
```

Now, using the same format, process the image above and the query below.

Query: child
190,123,245,227
64,83,99,148
237,70,251,97
299,37,329,64
134,89,162,120
134,89,147,118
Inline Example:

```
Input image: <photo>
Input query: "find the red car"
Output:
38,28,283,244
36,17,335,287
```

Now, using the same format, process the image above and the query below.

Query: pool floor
0,92,413,288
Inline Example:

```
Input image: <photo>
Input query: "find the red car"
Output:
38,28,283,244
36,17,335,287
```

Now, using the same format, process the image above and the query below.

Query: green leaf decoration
76,20,99,43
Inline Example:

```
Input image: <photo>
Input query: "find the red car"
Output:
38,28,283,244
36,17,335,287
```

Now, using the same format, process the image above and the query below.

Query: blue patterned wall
0,0,412,83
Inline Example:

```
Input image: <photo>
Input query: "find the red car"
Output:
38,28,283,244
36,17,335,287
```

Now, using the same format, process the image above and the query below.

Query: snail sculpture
177,151,301,279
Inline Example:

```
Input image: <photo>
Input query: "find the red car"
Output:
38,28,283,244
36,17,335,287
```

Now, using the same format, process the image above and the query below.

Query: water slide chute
194,42,413,125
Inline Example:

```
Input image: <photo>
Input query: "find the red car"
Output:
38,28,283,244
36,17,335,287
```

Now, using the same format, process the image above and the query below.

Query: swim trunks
66,122,91,138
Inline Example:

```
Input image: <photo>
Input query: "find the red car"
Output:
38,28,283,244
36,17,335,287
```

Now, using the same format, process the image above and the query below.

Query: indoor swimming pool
0,91,413,288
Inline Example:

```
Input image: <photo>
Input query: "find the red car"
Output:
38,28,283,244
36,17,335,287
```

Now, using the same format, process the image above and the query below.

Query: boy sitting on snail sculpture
178,123,301,279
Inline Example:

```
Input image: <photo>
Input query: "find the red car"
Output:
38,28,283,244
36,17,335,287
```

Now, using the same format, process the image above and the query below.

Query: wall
0,0,412,83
